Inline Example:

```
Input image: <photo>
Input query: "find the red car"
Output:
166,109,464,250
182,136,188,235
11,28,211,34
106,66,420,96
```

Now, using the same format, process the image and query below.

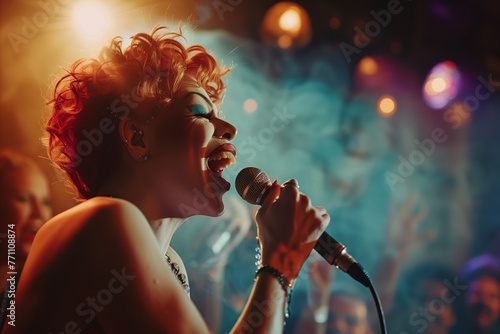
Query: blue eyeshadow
187,104,207,115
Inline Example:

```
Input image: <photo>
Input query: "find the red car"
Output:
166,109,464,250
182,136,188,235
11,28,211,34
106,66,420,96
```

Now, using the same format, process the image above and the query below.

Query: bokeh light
423,61,461,109
377,95,397,117
430,77,448,93
260,2,312,49
358,56,378,76
243,99,258,113
72,2,110,38
279,7,301,34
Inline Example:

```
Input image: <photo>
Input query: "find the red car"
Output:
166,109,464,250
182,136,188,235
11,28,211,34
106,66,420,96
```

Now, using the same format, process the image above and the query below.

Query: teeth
209,151,236,163
207,151,236,172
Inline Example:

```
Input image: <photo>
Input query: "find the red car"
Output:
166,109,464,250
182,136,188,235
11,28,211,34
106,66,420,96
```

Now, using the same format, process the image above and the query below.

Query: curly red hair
45,26,230,199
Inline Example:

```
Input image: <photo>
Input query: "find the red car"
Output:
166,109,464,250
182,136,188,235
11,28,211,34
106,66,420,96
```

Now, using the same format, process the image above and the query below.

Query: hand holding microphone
236,167,386,334
236,167,371,287
251,177,330,279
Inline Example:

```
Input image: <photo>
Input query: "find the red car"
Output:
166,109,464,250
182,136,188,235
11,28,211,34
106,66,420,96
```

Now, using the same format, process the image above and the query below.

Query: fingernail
282,179,299,189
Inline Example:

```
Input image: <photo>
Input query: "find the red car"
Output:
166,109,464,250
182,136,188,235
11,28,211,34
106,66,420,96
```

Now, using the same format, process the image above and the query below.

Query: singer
4,27,329,334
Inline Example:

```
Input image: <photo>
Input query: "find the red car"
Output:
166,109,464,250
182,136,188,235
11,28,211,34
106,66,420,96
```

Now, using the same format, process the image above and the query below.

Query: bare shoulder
32,196,158,276
10,197,210,333
19,196,157,297
38,196,147,238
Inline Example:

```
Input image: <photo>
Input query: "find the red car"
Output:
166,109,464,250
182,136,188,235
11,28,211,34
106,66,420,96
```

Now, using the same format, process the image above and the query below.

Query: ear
119,117,149,161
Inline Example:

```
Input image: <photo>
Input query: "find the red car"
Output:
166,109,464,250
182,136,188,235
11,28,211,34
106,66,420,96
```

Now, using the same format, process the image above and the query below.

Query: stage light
378,95,397,117
260,2,312,49
279,7,301,34
430,77,448,93
358,56,378,76
72,2,110,38
423,61,460,109
243,99,258,113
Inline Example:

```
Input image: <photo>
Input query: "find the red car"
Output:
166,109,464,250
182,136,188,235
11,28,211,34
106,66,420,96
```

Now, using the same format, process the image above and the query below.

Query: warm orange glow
425,76,449,95
431,77,447,93
260,2,312,49
72,2,110,38
243,99,258,113
279,7,302,34
378,96,397,116
445,102,471,128
358,56,378,76
277,35,293,49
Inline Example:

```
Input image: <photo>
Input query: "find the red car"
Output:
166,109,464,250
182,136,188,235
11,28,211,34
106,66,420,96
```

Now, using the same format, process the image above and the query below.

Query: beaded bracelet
255,265,294,324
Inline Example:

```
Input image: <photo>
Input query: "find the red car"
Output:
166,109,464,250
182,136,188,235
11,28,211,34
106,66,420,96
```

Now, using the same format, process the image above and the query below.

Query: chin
201,195,226,217
193,170,230,217
176,186,227,218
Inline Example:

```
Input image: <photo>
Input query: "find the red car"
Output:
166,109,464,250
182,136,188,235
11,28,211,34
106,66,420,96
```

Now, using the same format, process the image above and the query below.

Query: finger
307,210,330,235
260,180,281,211
299,193,312,210
281,178,299,189
315,206,327,216
321,213,331,230
278,180,300,205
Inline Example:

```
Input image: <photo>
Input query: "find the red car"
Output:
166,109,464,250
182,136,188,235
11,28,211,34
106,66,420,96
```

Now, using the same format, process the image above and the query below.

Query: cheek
42,205,53,222
190,121,214,148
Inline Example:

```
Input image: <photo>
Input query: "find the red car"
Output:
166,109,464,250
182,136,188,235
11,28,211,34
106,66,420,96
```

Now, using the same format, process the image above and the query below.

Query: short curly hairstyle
44,26,230,199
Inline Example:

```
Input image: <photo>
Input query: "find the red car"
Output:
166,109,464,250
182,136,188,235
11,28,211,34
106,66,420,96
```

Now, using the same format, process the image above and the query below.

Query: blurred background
1,0,499,332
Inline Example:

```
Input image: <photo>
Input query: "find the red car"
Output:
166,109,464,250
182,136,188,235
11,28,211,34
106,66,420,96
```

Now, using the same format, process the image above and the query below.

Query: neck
96,166,187,253
149,218,185,253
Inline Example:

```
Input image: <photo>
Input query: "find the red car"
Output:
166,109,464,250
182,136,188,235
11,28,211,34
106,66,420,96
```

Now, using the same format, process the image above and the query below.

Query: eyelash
197,111,214,120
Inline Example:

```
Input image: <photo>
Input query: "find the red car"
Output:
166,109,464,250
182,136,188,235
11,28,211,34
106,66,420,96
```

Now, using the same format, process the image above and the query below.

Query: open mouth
206,143,237,187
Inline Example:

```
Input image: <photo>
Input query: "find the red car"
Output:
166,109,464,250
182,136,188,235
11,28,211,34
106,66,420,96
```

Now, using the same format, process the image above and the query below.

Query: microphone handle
315,232,371,287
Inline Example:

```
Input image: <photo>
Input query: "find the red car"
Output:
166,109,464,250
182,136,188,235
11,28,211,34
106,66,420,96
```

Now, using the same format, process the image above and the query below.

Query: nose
212,118,237,141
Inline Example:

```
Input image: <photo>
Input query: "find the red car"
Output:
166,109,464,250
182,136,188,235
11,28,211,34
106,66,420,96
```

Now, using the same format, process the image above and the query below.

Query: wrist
255,265,294,323
260,249,303,280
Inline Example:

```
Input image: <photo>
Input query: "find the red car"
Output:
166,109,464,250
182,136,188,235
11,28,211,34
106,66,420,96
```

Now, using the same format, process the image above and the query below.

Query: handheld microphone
235,167,371,287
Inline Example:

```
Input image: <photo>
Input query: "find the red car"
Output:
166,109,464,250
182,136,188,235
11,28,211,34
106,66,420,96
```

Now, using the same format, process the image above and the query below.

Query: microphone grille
235,167,271,205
